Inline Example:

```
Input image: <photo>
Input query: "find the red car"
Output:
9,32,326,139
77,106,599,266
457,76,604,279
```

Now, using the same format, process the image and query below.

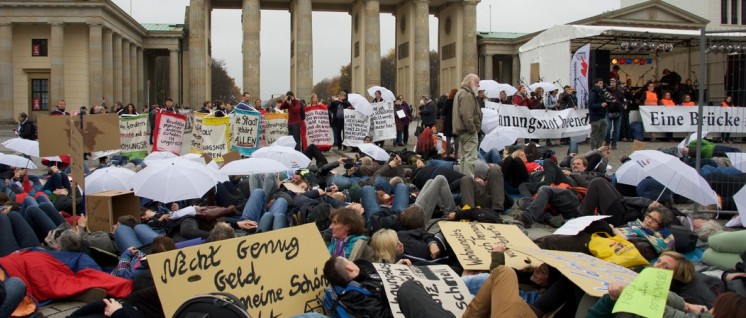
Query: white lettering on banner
231,109,261,156
119,114,149,159
201,117,230,160
191,113,209,153
343,109,370,147
370,102,396,142
304,106,333,147
152,112,186,154
373,263,473,318
640,106,746,133
485,101,590,138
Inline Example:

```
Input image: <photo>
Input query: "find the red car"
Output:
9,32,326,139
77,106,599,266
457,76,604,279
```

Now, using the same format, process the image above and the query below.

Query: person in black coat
16,112,36,140
442,89,457,157
419,96,437,128
329,91,352,150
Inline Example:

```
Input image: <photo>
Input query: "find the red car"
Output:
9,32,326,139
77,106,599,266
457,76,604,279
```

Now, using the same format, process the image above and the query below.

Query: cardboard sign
38,113,120,156
85,190,140,232
231,108,261,156
438,222,542,270
304,105,333,151
200,116,231,162
262,112,289,146
370,102,396,142
374,263,472,318
509,247,637,297
484,101,591,139
221,150,240,165
190,112,210,154
119,114,149,160
342,109,370,147
613,267,672,317
148,223,330,318
69,122,85,192
152,112,187,155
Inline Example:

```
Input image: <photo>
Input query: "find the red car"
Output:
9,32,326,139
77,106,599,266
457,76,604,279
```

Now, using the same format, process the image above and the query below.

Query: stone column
130,44,137,105
242,0,260,96
50,22,65,103
102,29,113,106
122,39,131,104
0,23,12,119
169,49,180,103
291,0,313,99
483,54,493,80
364,0,381,90
512,54,520,86
189,0,209,106
413,0,429,99
461,0,478,77
88,23,103,107
137,47,144,106
113,34,122,103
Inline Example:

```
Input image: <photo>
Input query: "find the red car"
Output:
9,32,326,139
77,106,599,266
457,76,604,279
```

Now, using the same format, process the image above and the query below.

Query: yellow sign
439,222,542,270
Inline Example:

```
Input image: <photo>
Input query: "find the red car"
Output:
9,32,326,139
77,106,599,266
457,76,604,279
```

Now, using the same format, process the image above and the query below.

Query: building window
732,0,739,24
742,0,746,24
398,42,409,60
354,41,359,58
722,0,729,24
32,39,48,56
31,79,49,111
441,43,455,61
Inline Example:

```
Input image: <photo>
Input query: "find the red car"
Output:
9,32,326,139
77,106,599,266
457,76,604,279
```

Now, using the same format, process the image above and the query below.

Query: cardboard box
86,190,140,232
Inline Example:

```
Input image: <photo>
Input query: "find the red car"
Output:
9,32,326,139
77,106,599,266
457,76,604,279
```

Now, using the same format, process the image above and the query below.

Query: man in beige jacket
452,73,482,177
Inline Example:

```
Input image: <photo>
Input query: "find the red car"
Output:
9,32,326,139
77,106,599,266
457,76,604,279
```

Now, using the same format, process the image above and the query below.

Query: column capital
0,22,12,27
462,0,479,5
412,0,429,4
49,22,64,27
87,22,103,28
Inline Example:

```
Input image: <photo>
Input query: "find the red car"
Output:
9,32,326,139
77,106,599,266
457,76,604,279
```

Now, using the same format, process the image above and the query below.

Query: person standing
50,99,69,115
419,95,437,129
609,65,621,82
279,91,303,151
453,73,482,178
236,92,257,111
588,78,608,150
721,96,734,143
16,112,36,141
604,79,625,150
371,91,385,146
329,91,352,150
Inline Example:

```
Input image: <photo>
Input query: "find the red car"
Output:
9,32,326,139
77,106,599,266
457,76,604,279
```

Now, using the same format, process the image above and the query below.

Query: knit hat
474,161,490,179
687,139,714,159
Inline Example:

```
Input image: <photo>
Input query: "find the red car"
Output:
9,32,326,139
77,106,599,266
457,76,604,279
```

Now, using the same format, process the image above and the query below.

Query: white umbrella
144,151,179,165
726,153,746,172
252,146,311,169
220,158,288,176
734,186,746,226
181,153,206,164
481,108,499,134
0,154,37,169
357,143,390,161
495,83,518,97
366,86,396,102
529,82,559,93
614,160,646,186
479,80,500,98
677,131,709,151
207,161,229,183
347,93,374,116
85,167,135,193
271,136,297,148
131,159,216,202
2,138,39,157
628,150,719,207
480,127,520,152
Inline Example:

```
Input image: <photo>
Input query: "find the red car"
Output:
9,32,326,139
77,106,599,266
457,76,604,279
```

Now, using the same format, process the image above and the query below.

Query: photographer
588,79,608,150
279,91,303,151
558,86,578,109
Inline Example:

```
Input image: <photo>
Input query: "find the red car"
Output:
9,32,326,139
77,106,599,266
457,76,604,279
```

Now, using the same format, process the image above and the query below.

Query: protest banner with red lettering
304,105,333,151
152,112,187,155
231,108,261,156
200,116,231,162
119,114,149,159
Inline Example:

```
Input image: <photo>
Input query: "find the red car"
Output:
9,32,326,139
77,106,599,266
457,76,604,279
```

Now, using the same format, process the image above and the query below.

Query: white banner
343,109,370,147
373,263,472,318
485,101,590,138
370,102,396,142
640,106,746,133
571,43,590,109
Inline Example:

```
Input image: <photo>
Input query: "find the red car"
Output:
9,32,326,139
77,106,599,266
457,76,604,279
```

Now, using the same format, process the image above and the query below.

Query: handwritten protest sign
38,113,120,156
613,267,672,317
263,112,289,146
510,247,638,297
152,112,186,155
148,223,330,318
370,102,396,142
231,108,261,156
374,263,472,318
640,105,746,133
485,101,590,139
119,114,148,159
190,112,209,154
439,222,542,270
200,116,231,162
343,109,370,147
304,105,333,151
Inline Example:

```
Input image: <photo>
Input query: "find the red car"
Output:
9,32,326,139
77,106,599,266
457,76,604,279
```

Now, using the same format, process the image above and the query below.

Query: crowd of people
1,71,745,318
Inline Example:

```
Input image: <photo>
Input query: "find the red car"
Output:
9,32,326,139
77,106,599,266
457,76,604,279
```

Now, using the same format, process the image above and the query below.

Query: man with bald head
452,74,482,177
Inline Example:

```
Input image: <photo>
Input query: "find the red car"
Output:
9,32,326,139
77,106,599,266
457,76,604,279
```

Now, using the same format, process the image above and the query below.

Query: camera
344,158,355,169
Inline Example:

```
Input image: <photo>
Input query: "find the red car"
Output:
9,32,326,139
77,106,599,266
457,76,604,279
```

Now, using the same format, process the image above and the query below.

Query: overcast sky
113,0,620,98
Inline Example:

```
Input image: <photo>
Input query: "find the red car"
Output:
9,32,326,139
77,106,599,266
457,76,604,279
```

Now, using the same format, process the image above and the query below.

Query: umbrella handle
654,185,668,203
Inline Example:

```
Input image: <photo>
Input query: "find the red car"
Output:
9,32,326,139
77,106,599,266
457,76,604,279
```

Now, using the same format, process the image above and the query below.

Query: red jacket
280,99,303,125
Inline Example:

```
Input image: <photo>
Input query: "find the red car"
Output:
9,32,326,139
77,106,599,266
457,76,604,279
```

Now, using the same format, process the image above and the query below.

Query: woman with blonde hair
370,229,411,265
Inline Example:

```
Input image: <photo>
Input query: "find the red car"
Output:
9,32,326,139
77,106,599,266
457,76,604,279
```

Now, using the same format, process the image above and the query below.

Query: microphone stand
637,67,654,87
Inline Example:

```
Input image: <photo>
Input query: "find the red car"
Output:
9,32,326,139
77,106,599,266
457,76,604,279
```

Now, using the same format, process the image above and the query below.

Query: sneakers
518,212,533,229
548,215,565,228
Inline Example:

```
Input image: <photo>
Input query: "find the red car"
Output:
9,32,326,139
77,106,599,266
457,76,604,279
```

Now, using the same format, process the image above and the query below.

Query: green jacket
587,292,713,318
452,85,482,135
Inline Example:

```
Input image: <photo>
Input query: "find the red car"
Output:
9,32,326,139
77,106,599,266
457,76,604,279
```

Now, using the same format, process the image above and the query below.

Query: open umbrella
735,186,746,225
144,151,179,165
357,143,390,161
366,86,396,102
2,138,39,157
479,80,500,98
347,93,374,116
481,108,499,134
480,127,520,152
271,136,297,148
85,167,135,194
0,154,37,169
628,150,719,207
677,131,709,151
495,83,518,97
726,153,746,172
614,160,646,186
131,159,216,202
220,158,288,176
529,82,560,93
252,146,311,169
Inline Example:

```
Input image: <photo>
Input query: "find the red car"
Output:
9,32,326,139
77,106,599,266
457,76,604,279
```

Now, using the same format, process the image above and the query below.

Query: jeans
0,211,40,257
605,114,621,146
589,119,608,150
41,172,72,194
478,149,502,164
114,224,161,252
361,183,410,223
248,173,277,200
24,203,66,242
326,175,366,189
395,130,404,145
458,132,478,178
414,175,456,222
241,189,290,232
288,122,302,151
0,277,27,318
426,159,456,170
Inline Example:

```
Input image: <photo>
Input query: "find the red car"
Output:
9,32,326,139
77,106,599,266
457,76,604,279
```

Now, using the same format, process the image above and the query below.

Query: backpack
300,202,333,231
323,280,387,318
300,103,306,120
173,292,250,318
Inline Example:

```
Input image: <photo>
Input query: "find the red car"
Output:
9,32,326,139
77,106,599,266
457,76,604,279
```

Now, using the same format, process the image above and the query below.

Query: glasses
645,214,661,226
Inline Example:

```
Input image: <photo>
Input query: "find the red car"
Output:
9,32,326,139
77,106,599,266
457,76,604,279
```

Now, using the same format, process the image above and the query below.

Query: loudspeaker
588,49,611,83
